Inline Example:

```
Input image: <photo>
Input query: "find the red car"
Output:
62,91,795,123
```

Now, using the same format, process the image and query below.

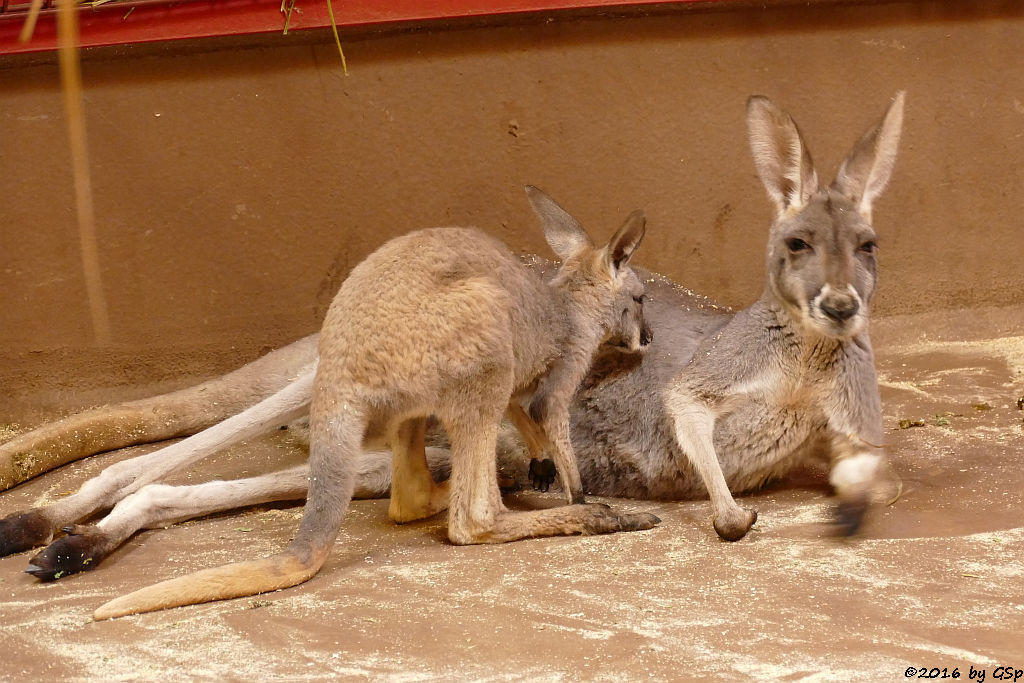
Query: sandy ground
1,306,1022,681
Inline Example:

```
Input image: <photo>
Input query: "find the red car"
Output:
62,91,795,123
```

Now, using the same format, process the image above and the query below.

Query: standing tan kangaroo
87,186,660,619
0,94,904,610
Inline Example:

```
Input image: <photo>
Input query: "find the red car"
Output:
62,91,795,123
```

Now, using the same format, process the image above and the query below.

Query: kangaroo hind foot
26,524,110,580
0,510,55,557
388,418,451,524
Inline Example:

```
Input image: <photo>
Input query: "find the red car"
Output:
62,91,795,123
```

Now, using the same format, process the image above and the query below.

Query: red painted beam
0,0,718,56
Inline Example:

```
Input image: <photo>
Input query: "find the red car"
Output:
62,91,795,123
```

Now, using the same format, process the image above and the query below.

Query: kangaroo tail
92,549,326,621
1,334,319,491
92,387,362,621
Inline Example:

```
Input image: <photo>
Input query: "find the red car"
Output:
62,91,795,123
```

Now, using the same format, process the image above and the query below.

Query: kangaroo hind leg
93,394,360,620
388,417,450,523
25,465,311,580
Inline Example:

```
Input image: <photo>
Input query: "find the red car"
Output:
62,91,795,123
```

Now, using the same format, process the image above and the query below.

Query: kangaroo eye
633,295,645,305
786,238,811,253
859,240,877,254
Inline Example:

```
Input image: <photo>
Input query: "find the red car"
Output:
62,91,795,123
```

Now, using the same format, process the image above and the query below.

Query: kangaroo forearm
527,352,590,427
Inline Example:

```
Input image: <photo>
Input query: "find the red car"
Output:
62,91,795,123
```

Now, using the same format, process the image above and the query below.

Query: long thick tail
92,388,363,620
93,550,325,620
1,335,319,491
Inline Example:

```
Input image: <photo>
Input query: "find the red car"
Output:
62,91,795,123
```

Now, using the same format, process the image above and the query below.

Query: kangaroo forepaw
0,510,54,557
833,498,868,536
25,525,109,581
713,507,757,542
528,458,557,492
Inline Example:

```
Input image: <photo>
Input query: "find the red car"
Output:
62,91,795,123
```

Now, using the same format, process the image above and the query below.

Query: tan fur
90,187,659,619
94,552,323,621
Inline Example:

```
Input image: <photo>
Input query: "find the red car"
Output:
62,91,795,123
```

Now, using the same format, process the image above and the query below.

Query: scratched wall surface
1,1,1023,407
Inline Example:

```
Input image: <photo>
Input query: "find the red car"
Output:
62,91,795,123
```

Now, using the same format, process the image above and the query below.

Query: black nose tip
640,325,653,346
821,300,859,322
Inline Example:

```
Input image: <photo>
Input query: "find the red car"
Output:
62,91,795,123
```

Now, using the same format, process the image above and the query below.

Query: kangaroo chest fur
696,301,878,491
567,286,880,501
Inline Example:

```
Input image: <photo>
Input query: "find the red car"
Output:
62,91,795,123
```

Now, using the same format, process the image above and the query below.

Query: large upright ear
832,91,905,222
604,210,646,272
746,95,819,216
525,185,593,260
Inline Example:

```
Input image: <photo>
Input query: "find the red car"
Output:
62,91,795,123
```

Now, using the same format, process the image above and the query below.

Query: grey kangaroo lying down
0,93,904,618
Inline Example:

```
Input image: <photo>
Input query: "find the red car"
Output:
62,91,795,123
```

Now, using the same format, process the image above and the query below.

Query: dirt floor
0,306,1022,680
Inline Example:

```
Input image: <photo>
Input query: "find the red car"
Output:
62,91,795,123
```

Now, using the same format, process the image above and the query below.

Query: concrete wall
2,1,1023,408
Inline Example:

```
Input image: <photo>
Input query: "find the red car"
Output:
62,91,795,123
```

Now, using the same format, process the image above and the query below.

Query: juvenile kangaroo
88,186,660,619
0,93,904,597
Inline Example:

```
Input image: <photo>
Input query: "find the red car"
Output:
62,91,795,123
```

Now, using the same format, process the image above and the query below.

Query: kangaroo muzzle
810,284,864,335
640,322,653,347
820,298,859,322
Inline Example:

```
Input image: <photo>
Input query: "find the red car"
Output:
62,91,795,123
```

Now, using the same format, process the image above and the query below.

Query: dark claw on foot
833,500,867,536
26,526,109,581
528,458,557,492
618,512,661,532
581,505,661,534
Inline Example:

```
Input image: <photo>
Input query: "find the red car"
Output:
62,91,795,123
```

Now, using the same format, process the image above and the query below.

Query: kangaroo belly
712,400,828,493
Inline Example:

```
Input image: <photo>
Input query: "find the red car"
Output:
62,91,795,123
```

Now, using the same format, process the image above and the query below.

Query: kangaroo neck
753,290,864,371
556,286,603,354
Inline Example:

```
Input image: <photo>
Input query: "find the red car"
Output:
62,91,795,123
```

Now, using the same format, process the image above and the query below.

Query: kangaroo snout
820,299,859,322
640,322,654,347
812,284,863,332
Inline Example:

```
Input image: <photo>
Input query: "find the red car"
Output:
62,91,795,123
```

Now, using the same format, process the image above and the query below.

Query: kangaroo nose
640,324,653,346
821,300,859,322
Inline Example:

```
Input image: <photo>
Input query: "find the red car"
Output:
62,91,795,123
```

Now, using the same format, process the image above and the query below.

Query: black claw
713,508,757,542
834,500,868,536
617,512,661,532
26,528,109,581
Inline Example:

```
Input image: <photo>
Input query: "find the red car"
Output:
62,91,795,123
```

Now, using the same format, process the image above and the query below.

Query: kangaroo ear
605,210,646,273
746,95,819,217
525,185,593,260
832,91,905,222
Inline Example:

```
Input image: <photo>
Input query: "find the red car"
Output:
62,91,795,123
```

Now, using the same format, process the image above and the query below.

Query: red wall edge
0,0,716,56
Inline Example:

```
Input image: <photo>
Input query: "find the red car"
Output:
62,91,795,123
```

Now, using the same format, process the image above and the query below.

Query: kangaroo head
747,92,905,339
524,185,651,352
